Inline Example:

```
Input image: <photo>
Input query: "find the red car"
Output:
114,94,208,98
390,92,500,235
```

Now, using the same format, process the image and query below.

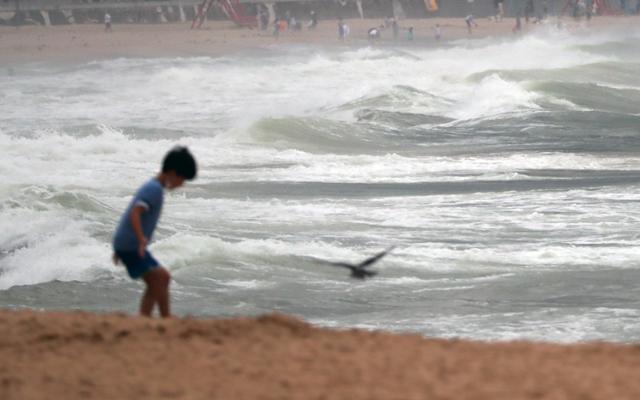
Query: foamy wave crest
446,29,610,72
0,126,252,189
204,151,640,184
446,74,541,121
152,234,371,273
0,126,169,189
0,207,115,290
529,80,640,114
401,244,640,272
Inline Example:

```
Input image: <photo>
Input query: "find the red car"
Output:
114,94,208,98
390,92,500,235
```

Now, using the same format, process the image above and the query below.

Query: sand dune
2,309,640,399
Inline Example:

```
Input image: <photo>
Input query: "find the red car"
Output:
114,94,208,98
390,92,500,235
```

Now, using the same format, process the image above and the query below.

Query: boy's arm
130,205,148,257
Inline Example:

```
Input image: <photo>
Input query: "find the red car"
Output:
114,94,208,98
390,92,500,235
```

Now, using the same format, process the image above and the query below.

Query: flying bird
320,246,395,279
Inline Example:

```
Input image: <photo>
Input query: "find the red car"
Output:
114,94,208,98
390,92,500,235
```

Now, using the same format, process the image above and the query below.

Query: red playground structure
192,0,257,29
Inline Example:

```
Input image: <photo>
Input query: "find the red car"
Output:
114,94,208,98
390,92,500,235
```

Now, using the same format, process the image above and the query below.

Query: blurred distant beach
1,16,639,64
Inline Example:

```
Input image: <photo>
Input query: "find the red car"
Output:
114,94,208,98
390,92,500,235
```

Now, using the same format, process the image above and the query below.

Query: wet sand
1,16,638,65
2,310,640,399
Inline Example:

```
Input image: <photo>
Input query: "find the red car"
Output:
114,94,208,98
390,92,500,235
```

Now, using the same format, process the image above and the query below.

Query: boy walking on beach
112,146,197,318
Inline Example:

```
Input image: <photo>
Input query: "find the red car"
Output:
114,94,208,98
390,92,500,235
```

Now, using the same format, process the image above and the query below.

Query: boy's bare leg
155,267,172,317
142,267,172,318
140,286,155,316
156,267,171,317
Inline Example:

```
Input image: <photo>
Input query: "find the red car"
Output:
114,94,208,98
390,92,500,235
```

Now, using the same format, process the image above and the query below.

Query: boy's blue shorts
115,250,160,279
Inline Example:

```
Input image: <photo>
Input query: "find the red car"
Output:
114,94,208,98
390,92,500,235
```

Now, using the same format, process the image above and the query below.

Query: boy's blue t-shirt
113,178,164,251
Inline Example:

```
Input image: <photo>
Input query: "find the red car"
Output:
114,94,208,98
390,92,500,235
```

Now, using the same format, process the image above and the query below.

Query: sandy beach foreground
2,16,639,65
1,310,640,399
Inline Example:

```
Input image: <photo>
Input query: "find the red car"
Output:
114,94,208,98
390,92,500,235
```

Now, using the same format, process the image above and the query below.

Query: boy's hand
130,205,148,258
138,236,148,258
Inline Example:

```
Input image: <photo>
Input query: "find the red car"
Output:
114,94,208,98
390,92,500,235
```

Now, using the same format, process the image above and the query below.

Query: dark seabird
321,246,395,279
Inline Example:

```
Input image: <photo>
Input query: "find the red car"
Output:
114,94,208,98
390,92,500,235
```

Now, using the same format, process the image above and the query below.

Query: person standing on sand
619,0,627,14
585,0,593,20
104,13,112,32
279,18,288,33
392,17,400,40
367,26,382,41
513,16,522,32
524,0,534,23
112,147,197,318
259,8,269,30
342,21,350,40
494,0,505,21
285,10,292,28
308,10,318,29
465,14,477,34
433,24,442,41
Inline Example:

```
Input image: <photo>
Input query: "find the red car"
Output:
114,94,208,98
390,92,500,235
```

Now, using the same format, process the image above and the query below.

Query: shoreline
3,309,640,399
2,16,639,65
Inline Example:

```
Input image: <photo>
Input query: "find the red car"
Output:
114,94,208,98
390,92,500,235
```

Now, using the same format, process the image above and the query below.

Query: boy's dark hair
162,146,197,180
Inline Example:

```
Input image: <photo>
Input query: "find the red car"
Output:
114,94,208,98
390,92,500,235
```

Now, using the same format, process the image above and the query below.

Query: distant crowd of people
363,17,439,42
100,0,640,41
258,8,318,37
565,0,640,18
256,0,639,45
350,16,444,43
259,8,445,43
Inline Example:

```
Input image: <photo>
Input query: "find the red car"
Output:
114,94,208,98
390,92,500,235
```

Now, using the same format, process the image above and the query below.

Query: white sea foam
0,207,115,290
3,126,640,190
1,28,618,138
151,233,363,270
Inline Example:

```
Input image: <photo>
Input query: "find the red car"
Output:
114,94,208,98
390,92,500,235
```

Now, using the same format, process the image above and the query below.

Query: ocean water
2,25,640,342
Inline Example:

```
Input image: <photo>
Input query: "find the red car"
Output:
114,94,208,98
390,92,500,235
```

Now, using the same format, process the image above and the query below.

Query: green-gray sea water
2,26,640,342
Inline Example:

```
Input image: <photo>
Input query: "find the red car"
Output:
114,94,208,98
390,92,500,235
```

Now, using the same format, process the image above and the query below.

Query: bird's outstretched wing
325,261,356,270
357,246,396,269
314,246,395,279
